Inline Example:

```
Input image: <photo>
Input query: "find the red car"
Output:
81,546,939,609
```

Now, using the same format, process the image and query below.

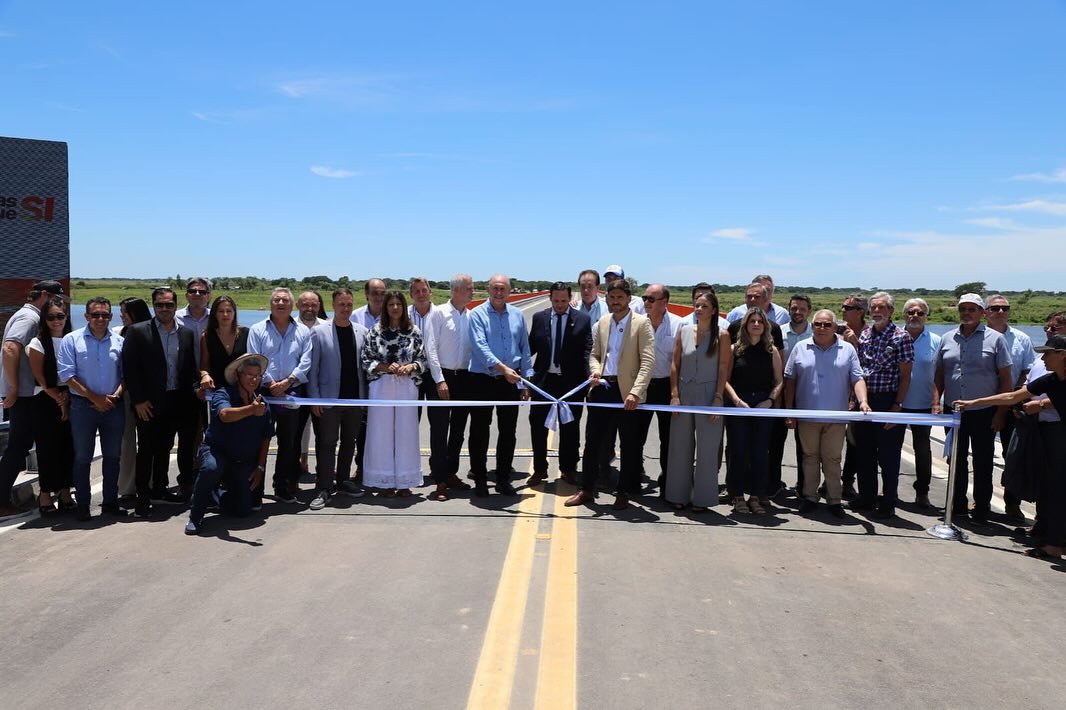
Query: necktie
553,312,564,368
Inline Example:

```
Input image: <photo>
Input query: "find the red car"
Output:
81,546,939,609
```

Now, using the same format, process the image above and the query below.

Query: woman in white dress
360,291,427,496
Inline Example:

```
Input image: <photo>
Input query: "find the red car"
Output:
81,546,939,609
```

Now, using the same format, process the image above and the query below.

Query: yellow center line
466,442,548,709
534,477,578,710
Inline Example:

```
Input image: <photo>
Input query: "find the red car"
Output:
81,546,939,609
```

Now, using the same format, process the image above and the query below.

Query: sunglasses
187,288,209,296
987,305,1010,312
841,304,863,312
641,295,663,302
812,321,836,329
904,309,925,316
87,312,112,320
154,302,177,309
45,313,67,321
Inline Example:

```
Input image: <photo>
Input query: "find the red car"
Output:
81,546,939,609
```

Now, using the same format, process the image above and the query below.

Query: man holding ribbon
527,281,592,486
566,278,655,510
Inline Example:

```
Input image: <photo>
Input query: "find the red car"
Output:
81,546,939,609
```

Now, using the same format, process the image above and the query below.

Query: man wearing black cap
1,280,67,518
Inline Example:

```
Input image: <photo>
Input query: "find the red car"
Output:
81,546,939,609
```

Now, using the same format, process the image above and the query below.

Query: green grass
70,279,1060,324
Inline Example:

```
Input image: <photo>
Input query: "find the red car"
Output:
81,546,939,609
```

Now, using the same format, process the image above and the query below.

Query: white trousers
364,375,423,489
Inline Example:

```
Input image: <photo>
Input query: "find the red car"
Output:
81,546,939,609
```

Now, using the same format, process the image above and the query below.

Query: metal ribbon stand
927,409,966,541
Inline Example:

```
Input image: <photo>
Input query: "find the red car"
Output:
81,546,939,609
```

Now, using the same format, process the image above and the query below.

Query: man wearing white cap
603,265,646,315
933,293,1013,523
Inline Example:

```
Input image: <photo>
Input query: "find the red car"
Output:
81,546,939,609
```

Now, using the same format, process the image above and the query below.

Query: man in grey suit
308,288,368,510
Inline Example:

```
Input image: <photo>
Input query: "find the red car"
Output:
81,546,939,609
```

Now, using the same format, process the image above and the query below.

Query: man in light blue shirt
575,269,607,325
247,287,313,504
57,297,127,521
468,273,533,497
783,309,869,517
726,274,790,326
985,294,1036,519
899,298,942,508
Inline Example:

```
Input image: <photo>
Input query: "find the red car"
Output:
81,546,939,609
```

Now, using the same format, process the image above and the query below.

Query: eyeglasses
1046,323,1066,331
154,302,177,309
987,305,1010,312
87,312,112,320
45,313,67,321
841,304,863,312
641,295,663,302
904,309,926,316
187,288,209,296
812,321,836,329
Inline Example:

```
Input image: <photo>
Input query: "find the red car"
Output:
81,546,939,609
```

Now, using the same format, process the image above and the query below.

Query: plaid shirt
858,321,914,393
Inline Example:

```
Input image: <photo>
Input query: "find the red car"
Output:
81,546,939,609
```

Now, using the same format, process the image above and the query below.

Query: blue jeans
69,395,125,508
190,445,254,523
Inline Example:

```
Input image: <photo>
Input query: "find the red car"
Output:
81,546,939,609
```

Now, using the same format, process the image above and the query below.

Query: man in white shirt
423,274,475,501
633,284,684,496
726,274,790,326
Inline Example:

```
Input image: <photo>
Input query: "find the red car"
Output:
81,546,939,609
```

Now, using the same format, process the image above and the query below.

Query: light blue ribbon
264,388,960,429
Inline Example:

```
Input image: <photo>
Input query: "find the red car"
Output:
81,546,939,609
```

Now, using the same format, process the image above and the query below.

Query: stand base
927,523,967,541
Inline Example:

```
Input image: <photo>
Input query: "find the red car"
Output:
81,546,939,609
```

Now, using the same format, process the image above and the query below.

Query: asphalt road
2,296,1063,710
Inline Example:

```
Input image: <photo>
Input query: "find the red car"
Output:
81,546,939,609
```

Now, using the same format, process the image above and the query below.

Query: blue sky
2,1,1064,290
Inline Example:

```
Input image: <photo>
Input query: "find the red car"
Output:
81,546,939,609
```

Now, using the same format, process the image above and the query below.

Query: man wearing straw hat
185,353,272,535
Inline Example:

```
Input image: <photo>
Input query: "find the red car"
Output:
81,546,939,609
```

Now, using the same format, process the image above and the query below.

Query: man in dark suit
121,286,199,518
528,282,593,485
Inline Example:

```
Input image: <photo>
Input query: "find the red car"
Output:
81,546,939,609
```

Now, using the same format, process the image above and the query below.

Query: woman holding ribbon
665,291,731,512
360,291,427,497
723,307,783,515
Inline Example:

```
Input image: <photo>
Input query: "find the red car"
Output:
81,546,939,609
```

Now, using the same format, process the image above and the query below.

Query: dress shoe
849,498,876,512
564,491,593,507
474,481,490,498
100,502,128,517
798,499,818,515
1004,503,1026,523
915,492,933,509
75,505,92,522
496,482,518,496
558,471,578,486
969,506,989,524
527,471,547,486
872,506,896,520
841,482,859,501
445,474,472,491
611,494,630,511
828,503,846,519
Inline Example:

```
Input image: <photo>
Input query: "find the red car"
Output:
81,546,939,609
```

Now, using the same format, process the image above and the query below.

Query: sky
2,1,1065,290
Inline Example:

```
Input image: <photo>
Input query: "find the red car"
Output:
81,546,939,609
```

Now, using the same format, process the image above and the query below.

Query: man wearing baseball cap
1,280,68,518
603,265,646,315
933,293,1013,523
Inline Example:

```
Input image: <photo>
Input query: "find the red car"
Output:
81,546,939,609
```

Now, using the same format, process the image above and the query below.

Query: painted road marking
534,477,578,710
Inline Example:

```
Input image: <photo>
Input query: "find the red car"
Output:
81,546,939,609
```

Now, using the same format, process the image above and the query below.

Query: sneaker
184,518,202,535
100,502,128,517
335,480,365,498
274,488,297,504
132,503,152,519
309,490,331,510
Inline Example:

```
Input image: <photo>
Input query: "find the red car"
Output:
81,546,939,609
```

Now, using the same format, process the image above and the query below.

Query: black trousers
134,390,199,502
270,389,306,494
528,373,585,475
1000,413,1022,507
952,406,997,514
30,391,73,493
468,373,521,482
581,381,641,495
633,377,671,481
429,369,471,483
0,397,34,503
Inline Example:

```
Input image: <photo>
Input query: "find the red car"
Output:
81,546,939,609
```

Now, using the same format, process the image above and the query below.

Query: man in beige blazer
565,279,655,510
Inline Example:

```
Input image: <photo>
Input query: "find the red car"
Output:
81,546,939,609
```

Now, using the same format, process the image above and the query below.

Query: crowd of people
1,271,1063,559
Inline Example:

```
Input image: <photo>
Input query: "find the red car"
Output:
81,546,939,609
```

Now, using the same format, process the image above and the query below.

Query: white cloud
962,217,1022,230
984,199,1066,217
310,165,360,179
1008,168,1066,183
709,227,754,241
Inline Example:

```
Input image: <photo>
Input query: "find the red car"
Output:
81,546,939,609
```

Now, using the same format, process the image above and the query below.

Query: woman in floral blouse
360,291,427,496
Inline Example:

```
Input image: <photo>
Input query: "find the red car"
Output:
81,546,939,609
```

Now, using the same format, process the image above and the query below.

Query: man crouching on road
185,354,273,535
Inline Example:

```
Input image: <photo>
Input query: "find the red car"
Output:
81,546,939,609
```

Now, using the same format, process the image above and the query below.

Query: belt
603,376,620,384
441,368,468,375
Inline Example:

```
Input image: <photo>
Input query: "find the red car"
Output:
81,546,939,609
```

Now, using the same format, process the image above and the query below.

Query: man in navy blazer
121,287,199,516
307,288,368,510
528,281,592,484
